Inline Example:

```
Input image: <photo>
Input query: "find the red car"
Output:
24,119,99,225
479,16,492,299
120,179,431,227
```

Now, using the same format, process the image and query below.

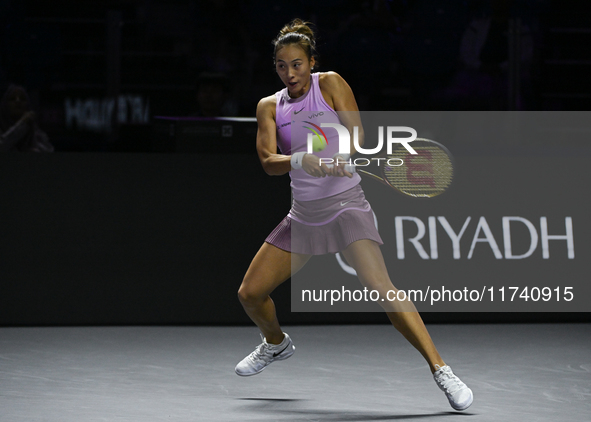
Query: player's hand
302,153,328,177
324,155,354,178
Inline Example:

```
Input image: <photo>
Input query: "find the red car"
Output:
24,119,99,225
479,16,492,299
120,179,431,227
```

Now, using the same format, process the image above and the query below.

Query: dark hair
273,19,318,65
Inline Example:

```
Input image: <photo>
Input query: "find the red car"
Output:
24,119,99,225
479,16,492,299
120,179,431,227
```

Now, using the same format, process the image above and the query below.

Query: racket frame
354,138,455,198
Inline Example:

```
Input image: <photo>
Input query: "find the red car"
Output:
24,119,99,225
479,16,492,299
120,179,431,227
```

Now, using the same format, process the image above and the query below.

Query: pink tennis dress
265,72,382,254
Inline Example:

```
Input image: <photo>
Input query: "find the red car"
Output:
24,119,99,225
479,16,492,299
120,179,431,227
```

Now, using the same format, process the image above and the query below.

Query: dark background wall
0,152,288,325
1,0,590,325
1,151,589,326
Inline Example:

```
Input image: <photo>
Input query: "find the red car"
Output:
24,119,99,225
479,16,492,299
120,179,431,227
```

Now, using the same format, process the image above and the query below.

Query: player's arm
256,96,327,178
255,96,291,176
320,72,363,177
321,71,364,151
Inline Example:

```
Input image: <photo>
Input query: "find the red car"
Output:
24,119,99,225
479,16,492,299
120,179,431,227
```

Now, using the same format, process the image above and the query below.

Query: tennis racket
327,138,454,198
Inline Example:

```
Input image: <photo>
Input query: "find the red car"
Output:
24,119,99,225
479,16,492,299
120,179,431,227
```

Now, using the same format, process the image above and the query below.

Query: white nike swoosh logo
340,200,353,206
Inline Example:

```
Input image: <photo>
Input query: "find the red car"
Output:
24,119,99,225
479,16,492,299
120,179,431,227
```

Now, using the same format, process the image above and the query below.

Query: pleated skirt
265,184,383,255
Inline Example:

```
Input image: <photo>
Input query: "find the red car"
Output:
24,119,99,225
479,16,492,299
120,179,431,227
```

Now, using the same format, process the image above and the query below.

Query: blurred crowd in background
0,0,587,151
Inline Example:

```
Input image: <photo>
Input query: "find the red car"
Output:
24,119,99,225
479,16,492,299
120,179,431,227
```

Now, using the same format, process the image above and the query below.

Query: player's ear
310,56,316,71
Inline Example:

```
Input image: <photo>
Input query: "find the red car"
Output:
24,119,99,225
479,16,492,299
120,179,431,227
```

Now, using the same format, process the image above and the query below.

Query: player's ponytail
273,19,318,65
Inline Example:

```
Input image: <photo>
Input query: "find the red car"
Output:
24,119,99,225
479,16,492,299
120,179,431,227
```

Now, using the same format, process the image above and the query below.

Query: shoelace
435,366,465,394
247,336,275,364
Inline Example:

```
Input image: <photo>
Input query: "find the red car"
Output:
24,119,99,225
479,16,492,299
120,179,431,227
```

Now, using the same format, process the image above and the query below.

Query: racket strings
384,143,453,198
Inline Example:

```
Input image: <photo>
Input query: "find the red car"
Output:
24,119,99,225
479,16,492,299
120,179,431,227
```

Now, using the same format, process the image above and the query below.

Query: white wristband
291,152,307,170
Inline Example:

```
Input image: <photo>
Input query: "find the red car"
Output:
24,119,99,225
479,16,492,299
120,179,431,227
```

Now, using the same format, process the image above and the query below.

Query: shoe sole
235,367,265,377
234,345,295,377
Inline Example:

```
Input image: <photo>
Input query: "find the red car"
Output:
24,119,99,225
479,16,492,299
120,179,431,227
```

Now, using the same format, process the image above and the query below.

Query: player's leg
238,241,310,343
235,242,310,376
340,239,444,371
341,239,473,411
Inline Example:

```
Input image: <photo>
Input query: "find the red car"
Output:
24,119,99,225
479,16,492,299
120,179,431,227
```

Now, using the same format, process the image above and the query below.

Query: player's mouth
288,81,298,88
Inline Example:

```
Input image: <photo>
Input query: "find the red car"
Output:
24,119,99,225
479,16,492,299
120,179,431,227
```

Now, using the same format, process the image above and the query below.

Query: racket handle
326,163,356,173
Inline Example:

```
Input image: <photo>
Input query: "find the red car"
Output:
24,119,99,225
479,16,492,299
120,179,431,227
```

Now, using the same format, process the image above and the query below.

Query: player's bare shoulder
256,95,277,122
318,71,348,94
318,71,353,110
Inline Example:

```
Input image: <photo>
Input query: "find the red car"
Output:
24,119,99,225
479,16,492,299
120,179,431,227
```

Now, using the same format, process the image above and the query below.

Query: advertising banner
291,112,590,312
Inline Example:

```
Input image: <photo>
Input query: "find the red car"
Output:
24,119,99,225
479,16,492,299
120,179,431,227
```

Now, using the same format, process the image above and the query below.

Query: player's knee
237,284,263,307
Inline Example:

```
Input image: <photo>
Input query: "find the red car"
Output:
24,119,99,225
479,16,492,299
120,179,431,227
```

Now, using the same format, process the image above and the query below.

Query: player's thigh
240,242,311,299
340,239,391,289
341,239,415,311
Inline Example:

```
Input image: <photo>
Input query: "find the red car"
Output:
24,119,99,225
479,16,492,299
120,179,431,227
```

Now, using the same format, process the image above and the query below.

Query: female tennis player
235,19,473,411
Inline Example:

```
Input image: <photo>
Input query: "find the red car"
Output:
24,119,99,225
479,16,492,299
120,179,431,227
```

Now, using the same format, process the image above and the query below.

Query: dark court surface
0,324,589,421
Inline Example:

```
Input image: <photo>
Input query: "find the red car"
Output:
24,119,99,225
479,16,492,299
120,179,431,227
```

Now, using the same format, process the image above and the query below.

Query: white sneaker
433,364,473,411
235,332,295,376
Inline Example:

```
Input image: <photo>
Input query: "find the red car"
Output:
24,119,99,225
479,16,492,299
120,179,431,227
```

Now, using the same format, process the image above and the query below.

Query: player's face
275,44,315,98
